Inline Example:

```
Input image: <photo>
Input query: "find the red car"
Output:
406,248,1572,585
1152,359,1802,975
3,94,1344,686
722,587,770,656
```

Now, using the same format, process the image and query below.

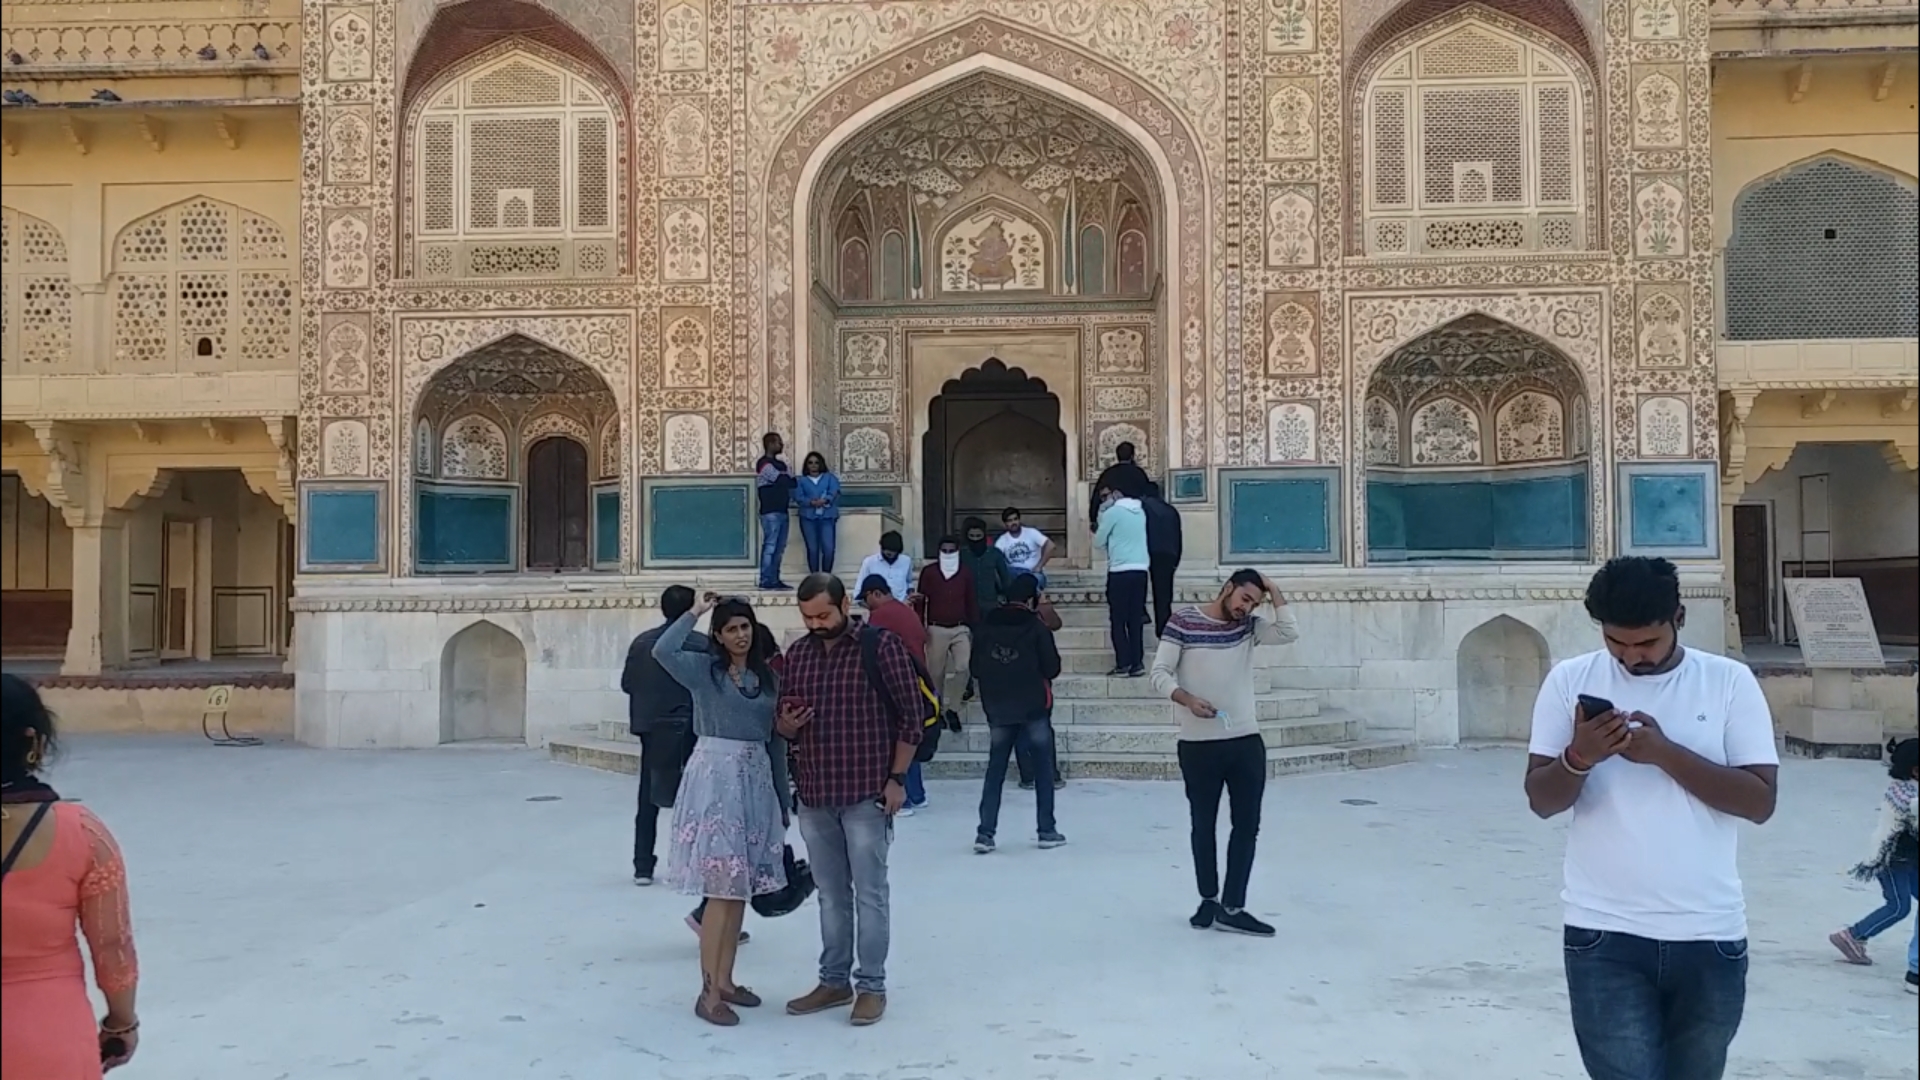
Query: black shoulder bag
1,803,54,879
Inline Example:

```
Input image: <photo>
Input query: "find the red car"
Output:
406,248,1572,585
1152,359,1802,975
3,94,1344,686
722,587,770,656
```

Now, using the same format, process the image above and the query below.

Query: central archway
922,359,1068,554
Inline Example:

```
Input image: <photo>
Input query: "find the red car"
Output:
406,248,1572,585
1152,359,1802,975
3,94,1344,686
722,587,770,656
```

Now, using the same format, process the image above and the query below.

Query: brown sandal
719,985,762,1008
695,993,739,1027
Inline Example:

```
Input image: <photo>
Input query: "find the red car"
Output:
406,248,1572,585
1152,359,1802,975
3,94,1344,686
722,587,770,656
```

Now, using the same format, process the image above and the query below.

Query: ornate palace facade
4,0,1915,752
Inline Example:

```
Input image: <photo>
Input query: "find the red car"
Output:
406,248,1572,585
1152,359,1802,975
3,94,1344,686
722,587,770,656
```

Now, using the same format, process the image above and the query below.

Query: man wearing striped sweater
1150,569,1298,937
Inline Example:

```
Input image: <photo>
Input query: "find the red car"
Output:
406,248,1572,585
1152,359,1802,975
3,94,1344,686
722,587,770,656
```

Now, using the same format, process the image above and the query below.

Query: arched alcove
921,358,1067,552
439,620,527,743
1456,614,1550,741
1364,314,1591,562
413,334,620,573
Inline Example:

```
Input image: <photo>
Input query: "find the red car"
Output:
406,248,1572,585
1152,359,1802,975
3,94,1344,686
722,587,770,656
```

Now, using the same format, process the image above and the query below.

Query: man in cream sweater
1150,569,1298,936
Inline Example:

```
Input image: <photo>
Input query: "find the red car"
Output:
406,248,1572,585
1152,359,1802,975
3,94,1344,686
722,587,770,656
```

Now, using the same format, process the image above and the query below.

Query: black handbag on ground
750,845,816,918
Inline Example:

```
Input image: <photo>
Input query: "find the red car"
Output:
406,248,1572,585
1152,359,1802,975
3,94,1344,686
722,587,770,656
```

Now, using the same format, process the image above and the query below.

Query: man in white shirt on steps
1151,569,1298,937
1525,556,1778,1080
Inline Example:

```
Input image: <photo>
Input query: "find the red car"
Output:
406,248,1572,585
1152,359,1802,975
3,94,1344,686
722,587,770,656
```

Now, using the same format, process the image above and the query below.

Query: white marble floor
42,738,1920,1080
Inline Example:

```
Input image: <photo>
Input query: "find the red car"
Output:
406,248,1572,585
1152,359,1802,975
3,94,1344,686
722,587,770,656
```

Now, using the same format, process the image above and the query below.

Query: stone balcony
1709,0,1919,54
1718,338,1920,390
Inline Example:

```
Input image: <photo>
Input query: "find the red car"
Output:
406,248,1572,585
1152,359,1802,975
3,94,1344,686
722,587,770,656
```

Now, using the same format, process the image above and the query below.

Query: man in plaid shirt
776,573,925,1027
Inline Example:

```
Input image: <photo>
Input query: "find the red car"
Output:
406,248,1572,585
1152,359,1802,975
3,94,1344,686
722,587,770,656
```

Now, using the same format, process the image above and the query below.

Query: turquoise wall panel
1168,469,1208,504
1493,472,1587,550
1618,463,1718,557
594,486,620,568
416,485,515,571
837,487,899,511
302,486,383,570
1368,465,1588,560
1222,468,1340,562
646,481,754,566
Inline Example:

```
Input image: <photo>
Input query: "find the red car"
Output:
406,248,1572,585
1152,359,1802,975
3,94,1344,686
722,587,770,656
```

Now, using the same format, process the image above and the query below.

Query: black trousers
1106,570,1150,670
633,729,665,877
1149,553,1179,637
1176,734,1267,910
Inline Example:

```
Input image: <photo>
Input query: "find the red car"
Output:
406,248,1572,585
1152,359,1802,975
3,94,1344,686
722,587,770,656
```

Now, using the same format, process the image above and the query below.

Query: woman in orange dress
1,673,141,1077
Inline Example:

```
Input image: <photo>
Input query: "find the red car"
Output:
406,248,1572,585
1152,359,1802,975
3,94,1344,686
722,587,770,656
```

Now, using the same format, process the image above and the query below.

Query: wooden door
162,519,195,658
526,437,590,570
1730,503,1770,642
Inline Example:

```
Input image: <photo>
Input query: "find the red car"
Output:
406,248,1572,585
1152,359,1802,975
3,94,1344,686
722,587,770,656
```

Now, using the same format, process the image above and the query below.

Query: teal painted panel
649,484,751,562
417,488,514,569
1366,482,1407,550
1400,483,1494,550
1368,470,1587,559
838,487,897,510
305,490,380,566
1169,469,1207,503
1494,473,1586,550
1630,474,1707,549
594,488,620,566
1227,478,1330,554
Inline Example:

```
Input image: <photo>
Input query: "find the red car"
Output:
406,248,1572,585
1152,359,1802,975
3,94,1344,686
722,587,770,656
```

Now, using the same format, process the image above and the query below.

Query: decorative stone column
62,511,129,675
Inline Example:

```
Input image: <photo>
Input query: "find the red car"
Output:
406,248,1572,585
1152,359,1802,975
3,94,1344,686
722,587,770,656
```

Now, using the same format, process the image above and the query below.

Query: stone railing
1718,338,1920,389
1713,0,1915,9
0,19,299,70
1710,0,1918,25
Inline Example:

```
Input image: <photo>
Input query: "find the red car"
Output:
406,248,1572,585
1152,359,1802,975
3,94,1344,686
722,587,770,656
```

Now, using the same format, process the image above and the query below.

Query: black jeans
633,729,666,878
1176,734,1266,909
1107,569,1150,669
1149,553,1179,636
1563,928,1748,1080
978,716,1057,840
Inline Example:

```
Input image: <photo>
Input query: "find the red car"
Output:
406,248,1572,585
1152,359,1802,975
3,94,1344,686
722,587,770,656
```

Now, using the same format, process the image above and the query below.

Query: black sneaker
1052,775,1066,789
1106,666,1129,677
1905,970,1918,995
973,835,995,854
1126,666,1146,678
1189,899,1221,929
1018,778,1036,790
1213,908,1276,937
1037,831,1067,848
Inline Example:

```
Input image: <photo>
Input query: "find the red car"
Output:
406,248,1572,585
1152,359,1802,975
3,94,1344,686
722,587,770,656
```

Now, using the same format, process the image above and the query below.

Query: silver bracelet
1559,751,1592,777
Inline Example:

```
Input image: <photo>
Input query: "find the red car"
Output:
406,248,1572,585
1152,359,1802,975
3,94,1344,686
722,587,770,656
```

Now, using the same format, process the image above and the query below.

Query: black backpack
857,624,945,764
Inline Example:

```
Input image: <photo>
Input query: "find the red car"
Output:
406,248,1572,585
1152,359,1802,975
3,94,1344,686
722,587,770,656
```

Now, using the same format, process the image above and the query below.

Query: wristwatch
887,772,909,788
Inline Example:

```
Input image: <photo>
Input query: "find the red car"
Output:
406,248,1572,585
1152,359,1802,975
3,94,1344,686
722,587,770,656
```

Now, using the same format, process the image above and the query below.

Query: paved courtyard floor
44,738,1920,1080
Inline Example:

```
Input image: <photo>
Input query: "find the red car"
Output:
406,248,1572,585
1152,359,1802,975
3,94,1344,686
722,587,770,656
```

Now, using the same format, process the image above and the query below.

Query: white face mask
938,552,960,578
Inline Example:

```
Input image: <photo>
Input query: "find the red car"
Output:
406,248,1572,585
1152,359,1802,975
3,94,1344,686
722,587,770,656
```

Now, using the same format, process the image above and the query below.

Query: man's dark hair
660,584,697,621
879,529,903,552
1007,573,1041,606
962,516,987,535
1001,506,1021,522
1115,441,1136,462
1583,557,1682,628
797,572,846,605
1223,568,1263,593
859,573,893,601
938,533,960,549
762,431,781,450
1887,736,1919,781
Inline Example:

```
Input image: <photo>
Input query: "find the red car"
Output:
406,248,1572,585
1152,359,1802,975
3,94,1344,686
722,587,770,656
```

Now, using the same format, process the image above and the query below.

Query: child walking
1829,736,1919,995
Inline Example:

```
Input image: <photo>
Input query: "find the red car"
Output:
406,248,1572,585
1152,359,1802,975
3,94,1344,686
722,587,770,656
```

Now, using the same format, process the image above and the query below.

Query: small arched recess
1456,614,1550,742
440,619,527,743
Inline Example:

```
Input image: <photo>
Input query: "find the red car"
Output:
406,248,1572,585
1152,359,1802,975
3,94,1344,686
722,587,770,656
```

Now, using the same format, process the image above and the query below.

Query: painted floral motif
520,411,593,453
1495,392,1565,463
1364,397,1401,466
661,101,710,177
599,418,622,480
414,419,433,476
1266,187,1316,267
1634,179,1686,257
440,415,509,480
941,212,1045,292
1098,328,1147,374
664,414,712,473
323,212,370,289
1637,290,1686,369
841,333,891,380
661,203,711,282
1633,73,1683,148
1410,398,1482,465
841,426,893,474
1098,423,1151,472
323,9,372,82
325,111,371,184
1637,397,1690,458
1266,83,1316,160
1267,403,1316,463
1266,300,1317,375
322,319,371,394
660,2,708,72
1632,0,1682,40
322,419,371,477
663,315,711,389
1265,0,1314,52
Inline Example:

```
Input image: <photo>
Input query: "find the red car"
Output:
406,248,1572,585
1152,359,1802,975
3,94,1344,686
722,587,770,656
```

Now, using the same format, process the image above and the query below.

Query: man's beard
809,615,850,639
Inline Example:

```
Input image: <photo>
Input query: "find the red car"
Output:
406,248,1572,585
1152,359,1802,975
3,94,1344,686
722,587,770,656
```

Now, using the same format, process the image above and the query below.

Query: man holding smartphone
1150,569,1298,937
1525,556,1779,1080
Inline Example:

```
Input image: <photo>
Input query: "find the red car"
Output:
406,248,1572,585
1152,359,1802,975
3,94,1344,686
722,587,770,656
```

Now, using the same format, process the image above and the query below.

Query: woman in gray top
653,593,791,1027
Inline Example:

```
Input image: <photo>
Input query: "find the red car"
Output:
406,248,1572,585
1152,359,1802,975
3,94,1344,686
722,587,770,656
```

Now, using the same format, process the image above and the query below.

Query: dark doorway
526,437,590,570
1731,503,1771,641
922,358,1067,554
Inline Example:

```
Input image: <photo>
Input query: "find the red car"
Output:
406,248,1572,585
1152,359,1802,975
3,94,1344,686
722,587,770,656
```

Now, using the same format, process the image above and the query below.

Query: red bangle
1564,747,1592,773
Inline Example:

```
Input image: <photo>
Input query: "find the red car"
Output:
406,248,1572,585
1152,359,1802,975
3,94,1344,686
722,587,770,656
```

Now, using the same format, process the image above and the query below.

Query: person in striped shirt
1150,569,1298,937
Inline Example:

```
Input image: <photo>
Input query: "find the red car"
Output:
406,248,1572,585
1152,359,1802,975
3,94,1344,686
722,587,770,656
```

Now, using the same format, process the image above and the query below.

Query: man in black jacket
1089,440,1153,531
969,574,1066,854
621,584,705,885
1142,483,1184,637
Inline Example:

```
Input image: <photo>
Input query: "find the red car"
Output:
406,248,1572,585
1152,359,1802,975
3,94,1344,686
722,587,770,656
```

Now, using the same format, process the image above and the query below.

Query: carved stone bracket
1882,388,1917,418
1882,441,1920,476
253,416,298,524
105,466,173,516
28,421,88,524
1720,388,1759,495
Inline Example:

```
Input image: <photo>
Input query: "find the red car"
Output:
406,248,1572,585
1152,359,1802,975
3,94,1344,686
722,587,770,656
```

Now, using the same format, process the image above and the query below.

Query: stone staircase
548,586,1416,782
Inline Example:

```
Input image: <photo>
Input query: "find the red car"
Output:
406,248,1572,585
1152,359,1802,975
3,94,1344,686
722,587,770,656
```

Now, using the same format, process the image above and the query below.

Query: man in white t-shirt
1525,556,1779,1080
994,507,1055,592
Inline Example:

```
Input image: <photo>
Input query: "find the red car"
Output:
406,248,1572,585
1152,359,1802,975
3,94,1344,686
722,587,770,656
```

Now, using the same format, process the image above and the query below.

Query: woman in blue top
795,451,842,574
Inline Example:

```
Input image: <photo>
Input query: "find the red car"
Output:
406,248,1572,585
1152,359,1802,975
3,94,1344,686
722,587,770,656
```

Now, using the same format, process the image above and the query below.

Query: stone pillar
63,511,128,675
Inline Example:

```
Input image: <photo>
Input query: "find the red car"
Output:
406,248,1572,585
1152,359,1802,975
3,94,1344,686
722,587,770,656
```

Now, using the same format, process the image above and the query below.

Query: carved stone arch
1454,613,1553,742
437,616,529,744
439,413,511,480
1347,0,1600,76
766,22,1210,471
106,196,294,373
399,0,631,111
1,206,75,371
519,409,593,454
110,194,293,259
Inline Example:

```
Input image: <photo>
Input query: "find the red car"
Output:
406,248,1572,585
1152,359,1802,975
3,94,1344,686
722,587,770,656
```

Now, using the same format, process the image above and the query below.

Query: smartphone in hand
1576,693,1615,719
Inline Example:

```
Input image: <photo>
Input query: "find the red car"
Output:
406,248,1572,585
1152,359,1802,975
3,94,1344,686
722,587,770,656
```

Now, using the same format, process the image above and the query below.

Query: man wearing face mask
1524,557,1778,1080
959,516,1013,615
916,535,979,729
855,530,914,611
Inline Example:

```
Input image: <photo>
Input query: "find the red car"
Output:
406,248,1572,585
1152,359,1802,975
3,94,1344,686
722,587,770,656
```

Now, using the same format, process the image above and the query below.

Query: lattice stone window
1726,158,1919,341
1363,20,1587,255
1,208,75,370
107,199,295,373
411,51,618,281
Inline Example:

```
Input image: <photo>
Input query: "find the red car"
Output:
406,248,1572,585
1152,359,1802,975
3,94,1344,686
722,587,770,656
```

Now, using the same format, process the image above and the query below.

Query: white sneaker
633,874,653,886
895,806,916,817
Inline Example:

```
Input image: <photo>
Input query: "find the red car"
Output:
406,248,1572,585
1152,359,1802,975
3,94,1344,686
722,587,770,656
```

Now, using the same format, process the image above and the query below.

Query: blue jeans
1850,864,1919,941
799,516,837,574
1908,915,1918,975
904,762,926,807
1564,927,1748,1080
977,715,1057,840
758,511,790,587
798,800,892,995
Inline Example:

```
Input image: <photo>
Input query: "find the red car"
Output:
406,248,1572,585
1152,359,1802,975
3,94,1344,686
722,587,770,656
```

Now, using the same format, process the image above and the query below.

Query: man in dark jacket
969,573,1066,854
960,516,1013,613
1089,441,1153,531
1142,483,1184,637
621,584,705,885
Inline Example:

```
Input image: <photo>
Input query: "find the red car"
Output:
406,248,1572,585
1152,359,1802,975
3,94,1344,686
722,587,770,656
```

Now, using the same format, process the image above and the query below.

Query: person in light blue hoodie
796,451,842,575
1093,482,1151,676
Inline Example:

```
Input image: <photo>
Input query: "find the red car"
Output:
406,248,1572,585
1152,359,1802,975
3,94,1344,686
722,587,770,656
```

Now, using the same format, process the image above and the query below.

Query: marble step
1050,626,1158,651
549,733,1417,783
950,711,1363,755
